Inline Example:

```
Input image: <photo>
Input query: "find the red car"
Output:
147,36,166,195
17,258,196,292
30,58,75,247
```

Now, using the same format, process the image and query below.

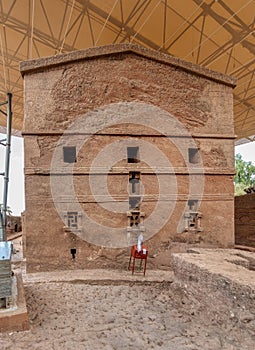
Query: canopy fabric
0,0,255,141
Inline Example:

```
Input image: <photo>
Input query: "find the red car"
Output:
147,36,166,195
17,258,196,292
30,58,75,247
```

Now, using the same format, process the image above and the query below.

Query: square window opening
63,146,77,163
188,200,198,212
127,147,139,163
188,148,200,164
129,197,141,210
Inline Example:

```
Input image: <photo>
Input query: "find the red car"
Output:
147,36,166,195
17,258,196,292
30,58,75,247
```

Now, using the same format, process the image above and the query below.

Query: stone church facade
20,44,236,272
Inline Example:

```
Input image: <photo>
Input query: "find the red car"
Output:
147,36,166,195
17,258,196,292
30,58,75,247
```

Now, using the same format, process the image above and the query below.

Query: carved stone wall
20,44,236,272
235,193,255,247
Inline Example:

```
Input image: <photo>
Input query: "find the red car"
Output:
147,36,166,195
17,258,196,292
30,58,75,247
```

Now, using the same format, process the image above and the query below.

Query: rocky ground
1,241,255,349
1,278,255,350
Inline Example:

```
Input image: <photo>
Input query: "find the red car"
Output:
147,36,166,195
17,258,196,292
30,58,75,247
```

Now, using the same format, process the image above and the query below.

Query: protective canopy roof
0,0,255,142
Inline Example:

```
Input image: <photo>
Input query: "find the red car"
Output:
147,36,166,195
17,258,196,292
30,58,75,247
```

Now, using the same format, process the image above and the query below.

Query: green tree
234,153,255,195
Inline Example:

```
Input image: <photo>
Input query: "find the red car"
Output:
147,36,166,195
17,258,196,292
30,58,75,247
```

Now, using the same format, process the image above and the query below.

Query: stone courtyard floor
0,266,254,349
1,242,255,349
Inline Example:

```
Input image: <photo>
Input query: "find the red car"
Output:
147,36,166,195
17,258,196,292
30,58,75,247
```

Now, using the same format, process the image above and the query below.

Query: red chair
128,245,148,276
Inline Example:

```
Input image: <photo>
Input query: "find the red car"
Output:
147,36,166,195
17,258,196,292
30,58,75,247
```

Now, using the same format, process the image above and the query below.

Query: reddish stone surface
235,193,255,247
21,44,236,272
6,215,22,236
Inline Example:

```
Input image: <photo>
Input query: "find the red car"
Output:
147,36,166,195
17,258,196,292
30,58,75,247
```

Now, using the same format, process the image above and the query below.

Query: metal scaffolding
0,1,255,139
0,93,12,242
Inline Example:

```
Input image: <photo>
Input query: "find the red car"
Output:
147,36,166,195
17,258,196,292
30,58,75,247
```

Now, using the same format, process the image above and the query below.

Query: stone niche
6,215,22,236
20,43,236,272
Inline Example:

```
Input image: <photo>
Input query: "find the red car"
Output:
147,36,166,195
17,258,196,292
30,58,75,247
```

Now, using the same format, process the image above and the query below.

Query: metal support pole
0,93,12,242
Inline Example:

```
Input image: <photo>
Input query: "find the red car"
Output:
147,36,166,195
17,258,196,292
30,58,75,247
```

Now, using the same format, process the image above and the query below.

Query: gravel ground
1,280,255,350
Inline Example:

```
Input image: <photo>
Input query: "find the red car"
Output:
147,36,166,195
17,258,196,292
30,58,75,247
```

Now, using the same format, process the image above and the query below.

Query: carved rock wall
235,193,255,247
21,44,235,272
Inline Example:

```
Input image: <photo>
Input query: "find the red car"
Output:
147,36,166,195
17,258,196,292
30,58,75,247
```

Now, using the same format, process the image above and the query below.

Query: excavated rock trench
1,248,255,349
1,278,254,350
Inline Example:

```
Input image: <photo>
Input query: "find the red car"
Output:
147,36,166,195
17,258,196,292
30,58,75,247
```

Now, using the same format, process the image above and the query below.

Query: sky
0,133,24,215
235,142,255,162
0,133,254,216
